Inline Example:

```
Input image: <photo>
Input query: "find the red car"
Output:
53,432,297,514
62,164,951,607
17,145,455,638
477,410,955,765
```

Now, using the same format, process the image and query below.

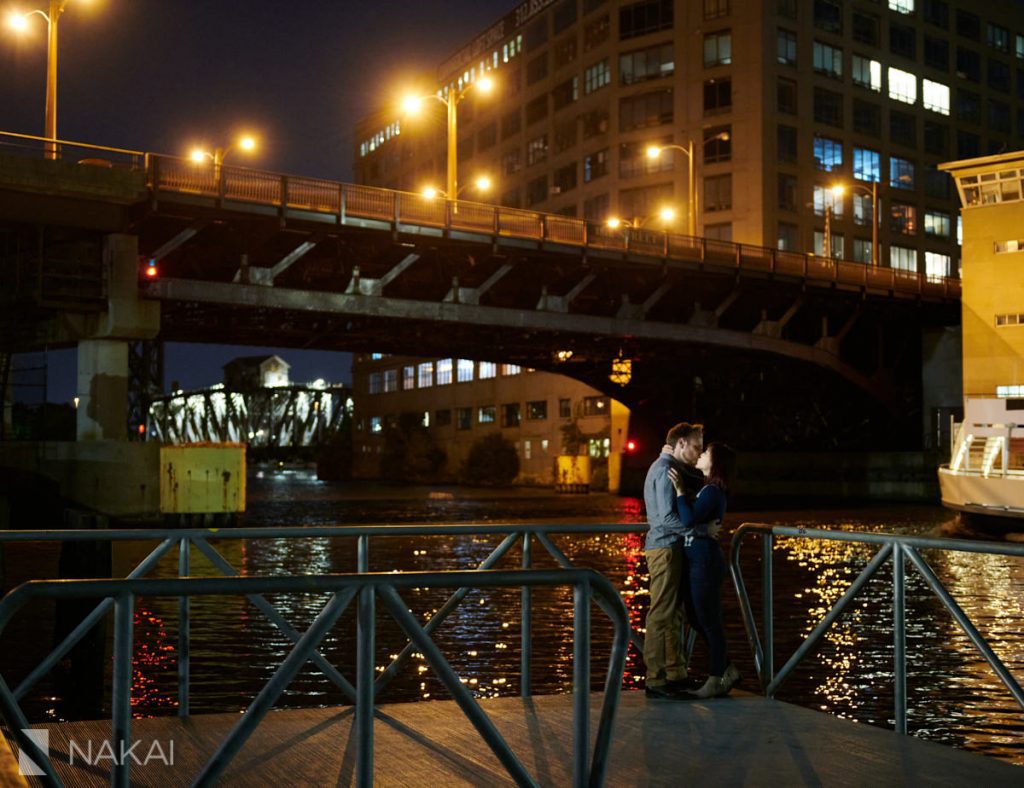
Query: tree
379,413,447,482
462,432,520,485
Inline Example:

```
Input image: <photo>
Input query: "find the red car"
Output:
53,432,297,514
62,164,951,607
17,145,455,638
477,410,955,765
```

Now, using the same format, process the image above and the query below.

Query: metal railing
0,569,628,788
729,524,1024,735
0,523,645,718
0,131,146,170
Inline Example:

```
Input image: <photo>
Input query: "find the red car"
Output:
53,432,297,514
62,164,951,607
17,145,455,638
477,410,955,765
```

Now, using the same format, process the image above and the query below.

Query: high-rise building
355,0,1024,278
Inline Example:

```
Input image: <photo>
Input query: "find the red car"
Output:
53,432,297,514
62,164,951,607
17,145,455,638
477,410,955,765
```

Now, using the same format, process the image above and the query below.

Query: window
891,108,916,145
621,89,674,129
957,130,980,158
925,252,951,282
524,15,548,51
552,77,579,110
813,87,843,127
890,156,915,189
619,0,672,40
527,400,548,420
813,0,841,33
996,240,1024,253
581,108,609,138
813,41,842,77
853,99,881,136
923,121,948,155
852,12,879,45
987,23,1010,53
620,137,672,177
852,55,881,91
888,67,917,104
778,174,798,211
704,0,729,19
923,79,950,114
527,53,548,84
890,245,918,272
559,398,572,418
705,223,732,241
553,162,578,193
417,362,433,388
368,372,382,394
778,124,797,162
777,29,797,65
925,168,951,198
435,409,452,427
890,24,916,59
889,0,914,13
526,95,548,125
583,193,610,220
478,405,496,424
1018,34,1024,60
956,10,980,40
923,0,948,29
704,31,732,66
527,175,548,206
553,0,577,33
502,403,521,427
989,99,1012,133
890,202,917,234
585,148,609,181
813,230,843,259
852,239,873,264
704,174,732,212
777,78,797,114
527,135,548,165
501,364,521,376
924,37,949,70
475,361,495,379
554,120,576,156
584,13,610,50
956,89,981,123
619,182,674,220
813,184,844,218
853,192,873,226
502,149,522,177
582,396,609,416
436,359,452,385
703,78,731,114
370,416,382,433
956,47,980,81
402,366,415,390
584,60,611,94
620,43,674,84
456,359,474,383
478,123,497,152
813,135,843,171
501,110,522,139
457,407,472,430
924,210,951,237
554,35,578,68
853,147,880,182
704,125,731,163
777,222,799,251
989,59,1011,93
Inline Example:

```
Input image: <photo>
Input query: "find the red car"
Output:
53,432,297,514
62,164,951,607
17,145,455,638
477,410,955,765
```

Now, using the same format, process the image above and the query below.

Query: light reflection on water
4,469,1024,767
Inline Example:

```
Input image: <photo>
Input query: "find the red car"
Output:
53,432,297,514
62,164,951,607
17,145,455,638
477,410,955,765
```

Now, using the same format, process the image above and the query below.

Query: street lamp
831,181,879,266
422,174,492,200
189,135,258,167
605,206,677,230
646,132,730,237
8,1,76,158
402,76,494,199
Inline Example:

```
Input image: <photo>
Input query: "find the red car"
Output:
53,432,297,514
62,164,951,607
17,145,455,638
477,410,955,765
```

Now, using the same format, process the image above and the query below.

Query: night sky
1,0,515,400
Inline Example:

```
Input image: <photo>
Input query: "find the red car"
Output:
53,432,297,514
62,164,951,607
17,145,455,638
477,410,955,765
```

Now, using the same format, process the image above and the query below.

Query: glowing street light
402,75,495,199
8,1,81,158
605,206,677,230
421,174,493,200
831,181,879,266
646,132,730,237
189,134,258,167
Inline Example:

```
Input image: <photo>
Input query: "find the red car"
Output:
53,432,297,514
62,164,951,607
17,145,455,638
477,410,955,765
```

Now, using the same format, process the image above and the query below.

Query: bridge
0,132,960,511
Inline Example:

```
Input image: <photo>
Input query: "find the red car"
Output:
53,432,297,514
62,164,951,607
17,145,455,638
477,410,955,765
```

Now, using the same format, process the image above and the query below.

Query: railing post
521,533,532,698
356,581,375,788
573,577,591,788
358,534,369,573
112,592,134,788
339,183,346,225
762,531,774,690
178,537,190,717
893,542,907,735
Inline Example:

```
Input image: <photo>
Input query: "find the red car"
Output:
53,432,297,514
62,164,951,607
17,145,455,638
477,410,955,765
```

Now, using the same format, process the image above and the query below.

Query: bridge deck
11,691,1020,786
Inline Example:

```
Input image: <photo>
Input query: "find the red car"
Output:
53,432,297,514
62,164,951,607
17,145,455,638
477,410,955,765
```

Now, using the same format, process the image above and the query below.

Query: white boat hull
938,466,1024,519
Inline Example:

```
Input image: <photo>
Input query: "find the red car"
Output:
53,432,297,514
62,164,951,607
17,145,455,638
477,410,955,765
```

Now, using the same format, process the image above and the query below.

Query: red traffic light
145,262,158,277
625,439,637,453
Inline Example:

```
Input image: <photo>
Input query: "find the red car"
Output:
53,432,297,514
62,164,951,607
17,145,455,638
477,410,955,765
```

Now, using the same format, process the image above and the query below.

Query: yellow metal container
556,455,591,492
160,443,246,514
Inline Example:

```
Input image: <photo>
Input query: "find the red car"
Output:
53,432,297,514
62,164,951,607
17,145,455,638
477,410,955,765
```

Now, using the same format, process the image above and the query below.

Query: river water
3,468,1023,767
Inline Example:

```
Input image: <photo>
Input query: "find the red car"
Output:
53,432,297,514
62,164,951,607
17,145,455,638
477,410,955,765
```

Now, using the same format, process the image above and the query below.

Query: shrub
462,433,520,485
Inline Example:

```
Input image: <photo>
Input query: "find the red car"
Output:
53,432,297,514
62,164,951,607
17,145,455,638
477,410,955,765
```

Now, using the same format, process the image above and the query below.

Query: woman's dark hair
704,442,736,494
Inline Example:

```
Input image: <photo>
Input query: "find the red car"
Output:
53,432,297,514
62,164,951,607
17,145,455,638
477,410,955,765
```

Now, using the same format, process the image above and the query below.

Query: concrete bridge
0,132,960,513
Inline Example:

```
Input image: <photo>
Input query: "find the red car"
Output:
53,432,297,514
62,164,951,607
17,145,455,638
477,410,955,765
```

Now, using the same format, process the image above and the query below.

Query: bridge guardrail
0,569,628,788
0,131,146,170
729,524,1024,736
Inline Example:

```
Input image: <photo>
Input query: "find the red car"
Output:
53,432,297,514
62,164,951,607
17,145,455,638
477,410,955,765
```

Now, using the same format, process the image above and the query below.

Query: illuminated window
995,240,1024,253
523,440,532,460
527,400,548,420
925,251,951,281
853,192,873,226
383,369,397,393
370,416,382,433
402,366,415,390
889,0,914,13
924,210,951,237
417,362,433,388
987,23,1010,53
890,245,918,271
813,185,844,218
478,405,496,424
368,372,382,395
777,29,796,65
888,67,917,104
853,147,880,182
890,202,917,235
923,79,951,114
584,59,611,94
813,231,844,259
479,361,497,379
890,157,915,189
457,359,474,383
436,359,453,386
813,135,843,171
703,31,732,66
852,55,881,91
852,238,873,263
501,364,521,376
582,396,609,416
813,41,842,77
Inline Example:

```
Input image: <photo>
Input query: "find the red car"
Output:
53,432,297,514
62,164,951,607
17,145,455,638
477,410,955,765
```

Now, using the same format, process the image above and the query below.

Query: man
642,421,705,699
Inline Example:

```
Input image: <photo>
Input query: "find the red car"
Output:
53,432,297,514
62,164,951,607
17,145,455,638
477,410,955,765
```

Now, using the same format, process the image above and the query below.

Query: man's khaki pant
644,546,687,686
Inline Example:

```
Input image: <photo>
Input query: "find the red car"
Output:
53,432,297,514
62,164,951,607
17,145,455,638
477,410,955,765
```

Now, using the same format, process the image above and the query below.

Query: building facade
351,354,630,487
355,0,1024,279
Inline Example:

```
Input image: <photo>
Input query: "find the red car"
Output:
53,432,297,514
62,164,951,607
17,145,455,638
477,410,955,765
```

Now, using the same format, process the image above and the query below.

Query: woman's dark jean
681,536,730,677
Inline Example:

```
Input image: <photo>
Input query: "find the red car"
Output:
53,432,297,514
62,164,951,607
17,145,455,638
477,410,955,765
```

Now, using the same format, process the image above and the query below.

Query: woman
668,441,740,699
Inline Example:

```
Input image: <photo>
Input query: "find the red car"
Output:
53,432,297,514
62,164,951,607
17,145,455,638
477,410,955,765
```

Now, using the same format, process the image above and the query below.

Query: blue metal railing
0,569,629,788
0,523,646,718
729,524,1024,735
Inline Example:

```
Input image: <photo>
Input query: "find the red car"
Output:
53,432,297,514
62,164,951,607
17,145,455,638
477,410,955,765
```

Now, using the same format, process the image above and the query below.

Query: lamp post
190,135,258,168
8,0,73,158
646,132,730,237
422,175,492,200
403,77,494,200
831,181,878,266
605,207,677,252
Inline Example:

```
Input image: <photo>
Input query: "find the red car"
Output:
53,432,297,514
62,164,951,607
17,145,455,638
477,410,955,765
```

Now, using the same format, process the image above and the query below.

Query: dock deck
10,690,1021,786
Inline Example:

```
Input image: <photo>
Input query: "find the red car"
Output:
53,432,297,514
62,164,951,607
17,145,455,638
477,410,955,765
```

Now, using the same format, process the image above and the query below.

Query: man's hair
665,422,703,445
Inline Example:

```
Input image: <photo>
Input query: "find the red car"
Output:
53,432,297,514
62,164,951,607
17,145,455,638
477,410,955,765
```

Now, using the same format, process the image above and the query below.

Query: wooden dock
9,691,1022,786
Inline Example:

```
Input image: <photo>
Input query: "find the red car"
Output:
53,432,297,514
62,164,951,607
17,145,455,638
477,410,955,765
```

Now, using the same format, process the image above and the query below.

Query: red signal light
137,424,146,435
145,262,158,278
625,439,637,453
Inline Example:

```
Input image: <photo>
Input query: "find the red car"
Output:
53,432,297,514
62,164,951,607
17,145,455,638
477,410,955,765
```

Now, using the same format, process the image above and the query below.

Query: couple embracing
642,421,740,700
